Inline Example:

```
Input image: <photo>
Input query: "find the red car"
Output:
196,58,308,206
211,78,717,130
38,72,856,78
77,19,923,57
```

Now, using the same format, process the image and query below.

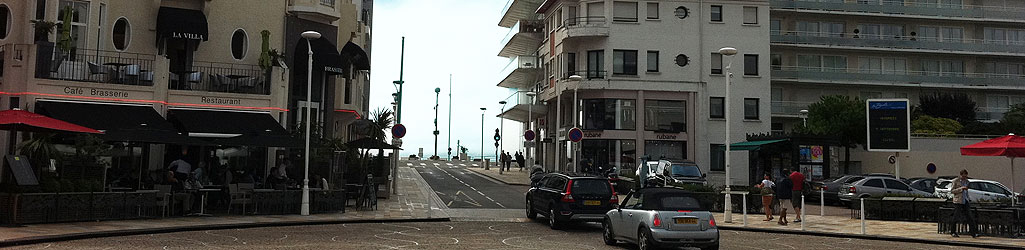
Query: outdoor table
103,62,131,83
187,188,220,216
224,74,250,91
172,70,198,90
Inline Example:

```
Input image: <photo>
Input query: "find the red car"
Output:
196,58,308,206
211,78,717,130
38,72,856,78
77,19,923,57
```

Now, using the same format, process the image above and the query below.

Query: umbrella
960,133,1025,191
0,109,102,134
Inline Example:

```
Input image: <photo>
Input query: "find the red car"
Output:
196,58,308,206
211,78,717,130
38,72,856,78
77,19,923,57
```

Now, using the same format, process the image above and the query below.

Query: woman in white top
755,174,775,221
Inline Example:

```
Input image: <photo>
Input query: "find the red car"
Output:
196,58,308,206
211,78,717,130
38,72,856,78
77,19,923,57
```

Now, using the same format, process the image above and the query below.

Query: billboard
866,99,911,152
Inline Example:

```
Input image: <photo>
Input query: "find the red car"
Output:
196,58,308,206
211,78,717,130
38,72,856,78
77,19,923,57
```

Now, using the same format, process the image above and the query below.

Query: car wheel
602,219,617,245
549,208,561,230
525,199,537,219
637,227,656,250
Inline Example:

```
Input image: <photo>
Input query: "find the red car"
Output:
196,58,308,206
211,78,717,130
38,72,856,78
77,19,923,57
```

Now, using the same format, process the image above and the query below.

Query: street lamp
719,46,737,223
525,91,537,171
299,30,321,216
799,109,809,127
434,87,441,159
499,100,508,174
480,107,487,170
567,75,583,172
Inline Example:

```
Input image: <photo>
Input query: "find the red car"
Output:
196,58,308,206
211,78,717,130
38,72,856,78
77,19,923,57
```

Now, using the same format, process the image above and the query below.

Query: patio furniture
228,183,253,215
154,185,173,217
88,62,109,82
140,71,154,83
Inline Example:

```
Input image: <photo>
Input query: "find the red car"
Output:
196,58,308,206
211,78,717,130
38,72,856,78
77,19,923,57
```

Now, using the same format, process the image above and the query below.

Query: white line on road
432,165,506,208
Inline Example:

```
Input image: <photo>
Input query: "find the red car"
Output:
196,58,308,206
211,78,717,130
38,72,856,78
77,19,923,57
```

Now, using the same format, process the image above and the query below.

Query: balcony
771,31,1025,56
498,90,547,123
498,56,541,89
288,0,341,23
977,107,1006,121
771,101,815,117
31,44,157,86
499,20,544,58
771,0,1025,23
563,17,609,39
169,61,270,95
772,66,1025,90
499,0,544,28
567,70,607,80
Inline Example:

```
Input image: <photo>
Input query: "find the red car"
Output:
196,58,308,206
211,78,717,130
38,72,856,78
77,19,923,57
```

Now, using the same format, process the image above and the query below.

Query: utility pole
447,74,453,160
434,87,441,158
390,37,406,195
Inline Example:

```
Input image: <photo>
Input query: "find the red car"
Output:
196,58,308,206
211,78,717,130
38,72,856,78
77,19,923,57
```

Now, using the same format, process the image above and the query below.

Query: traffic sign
524,130,536,141
568,127,583,142
392,124,407,139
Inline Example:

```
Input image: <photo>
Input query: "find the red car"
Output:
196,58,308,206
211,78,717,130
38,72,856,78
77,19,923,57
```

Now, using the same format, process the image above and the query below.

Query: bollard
860,198,866,235
484,159,490,170
820,188,825,216
742,193,747,227
801,194,805,231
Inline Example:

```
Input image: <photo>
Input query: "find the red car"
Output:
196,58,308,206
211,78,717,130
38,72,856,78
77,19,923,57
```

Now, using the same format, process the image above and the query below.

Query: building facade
0,0,370,189
498,0,772,186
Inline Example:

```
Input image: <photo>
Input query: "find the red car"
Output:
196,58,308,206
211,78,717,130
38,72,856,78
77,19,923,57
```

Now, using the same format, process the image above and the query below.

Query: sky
369,0,518,158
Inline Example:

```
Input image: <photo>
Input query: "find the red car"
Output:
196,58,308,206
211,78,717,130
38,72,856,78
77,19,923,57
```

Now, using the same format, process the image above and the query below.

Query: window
623,193,643,209
112,17,130,51
744,54,759,76
710,97,725,118
984,27,1025,45
613,50,638,75
647,51,659,72
710,144,725,171
884,179,911,191
797,54,847,72
798,21,845,37
863,179,885,188
857,23,903,39
710,5,722,22
583,99,636,130
859,57,906,74
918,26,963,42
613,1,638,22
770,19,781,35
587,50,605,78
581,139,636,173
645,100,686,132
645,140,686,160
984,62,1025,77
921,59,964,76
743,6,757,24
231,29,248,60
770,54,782,70
0,5,8,40
711,53,723,74
744,98,759,120
567,52,577,75
588,2,605,19
319,0,336,8
647,2,659,19
57,0,90,52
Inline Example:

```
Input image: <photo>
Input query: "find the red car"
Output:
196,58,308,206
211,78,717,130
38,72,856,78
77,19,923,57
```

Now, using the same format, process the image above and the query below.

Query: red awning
960,134,1025,157
0,109,102,134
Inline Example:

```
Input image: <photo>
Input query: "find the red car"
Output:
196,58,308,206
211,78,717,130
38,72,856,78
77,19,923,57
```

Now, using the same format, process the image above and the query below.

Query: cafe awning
35,101,185,144
167,109,294,147
295,37,346,75
725,139,789,151
156,7,209,41
341,41,370,71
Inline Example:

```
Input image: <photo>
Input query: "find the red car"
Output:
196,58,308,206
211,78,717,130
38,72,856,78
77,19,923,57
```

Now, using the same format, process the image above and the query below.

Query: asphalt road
8,221,987,250
408,161,528,209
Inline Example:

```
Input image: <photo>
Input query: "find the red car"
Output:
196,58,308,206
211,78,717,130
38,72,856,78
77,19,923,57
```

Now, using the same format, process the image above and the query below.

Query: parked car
934,179,1018,203
636,160,707,187
934,179,954,199
809,175,864,203
906,178,939,194
838,176,934,203
603,188,719,250
526,172,618,229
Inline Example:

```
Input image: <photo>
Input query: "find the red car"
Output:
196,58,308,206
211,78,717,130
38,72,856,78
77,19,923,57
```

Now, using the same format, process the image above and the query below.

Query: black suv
526,172,618,229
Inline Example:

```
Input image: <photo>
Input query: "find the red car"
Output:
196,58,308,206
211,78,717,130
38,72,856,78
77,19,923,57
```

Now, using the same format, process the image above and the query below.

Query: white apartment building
497,0,772,186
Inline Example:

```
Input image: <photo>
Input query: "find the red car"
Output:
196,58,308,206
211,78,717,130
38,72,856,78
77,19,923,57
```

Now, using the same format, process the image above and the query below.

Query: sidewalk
0,166,447,246
465,164,531,186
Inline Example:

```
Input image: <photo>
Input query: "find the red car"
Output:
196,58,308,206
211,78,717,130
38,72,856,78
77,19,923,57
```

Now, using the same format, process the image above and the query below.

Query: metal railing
319,0,335,8
772,30,1025,55
33,44,156,86
170,61,270,95
500,20,543,48
771,0,1025,21
772,66,1025,88
771,101,816,115
564,16,608,28
567,70,607,79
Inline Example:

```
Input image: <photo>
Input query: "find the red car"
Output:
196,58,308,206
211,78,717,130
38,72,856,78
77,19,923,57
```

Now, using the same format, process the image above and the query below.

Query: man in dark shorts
789,169,806,223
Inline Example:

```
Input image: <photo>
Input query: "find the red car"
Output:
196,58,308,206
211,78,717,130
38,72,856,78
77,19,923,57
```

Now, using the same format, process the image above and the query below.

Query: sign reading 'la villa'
171,32,204,40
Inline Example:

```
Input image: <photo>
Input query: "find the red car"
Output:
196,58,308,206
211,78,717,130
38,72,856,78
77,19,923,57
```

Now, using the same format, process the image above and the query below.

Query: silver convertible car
602,188,719,250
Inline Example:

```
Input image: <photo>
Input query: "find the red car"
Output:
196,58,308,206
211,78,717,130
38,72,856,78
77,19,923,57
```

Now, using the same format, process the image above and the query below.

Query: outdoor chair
227,183,253,215
154,185,173,218
121,64,140,84
88,62,108,82
139,71,154,83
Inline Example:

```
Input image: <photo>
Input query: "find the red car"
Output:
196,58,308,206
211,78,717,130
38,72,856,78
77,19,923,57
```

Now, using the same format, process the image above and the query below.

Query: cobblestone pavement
7,221,988,250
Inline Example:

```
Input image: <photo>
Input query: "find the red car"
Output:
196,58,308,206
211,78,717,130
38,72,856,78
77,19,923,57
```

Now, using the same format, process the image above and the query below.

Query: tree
806,95,866,173
916,93,977,124
912,115,963,135
1001,104,1025,134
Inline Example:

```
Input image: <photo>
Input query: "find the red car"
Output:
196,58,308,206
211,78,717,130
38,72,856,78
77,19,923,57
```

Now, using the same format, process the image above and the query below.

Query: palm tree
367,108,394,142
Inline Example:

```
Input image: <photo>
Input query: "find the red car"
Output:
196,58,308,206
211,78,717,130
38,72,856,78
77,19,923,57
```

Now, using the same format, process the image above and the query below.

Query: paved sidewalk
0,166,447,246
466,164,531,186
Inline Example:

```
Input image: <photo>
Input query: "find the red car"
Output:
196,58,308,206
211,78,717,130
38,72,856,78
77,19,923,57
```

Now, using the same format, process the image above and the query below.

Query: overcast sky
369,0,517,158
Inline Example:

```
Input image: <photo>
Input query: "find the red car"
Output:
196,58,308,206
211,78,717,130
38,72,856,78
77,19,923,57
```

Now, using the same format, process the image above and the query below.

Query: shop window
645,140,686,160
231,29,248,60
583,99,636,130
112,17,130,50
645,100,686,132
581,139,637,173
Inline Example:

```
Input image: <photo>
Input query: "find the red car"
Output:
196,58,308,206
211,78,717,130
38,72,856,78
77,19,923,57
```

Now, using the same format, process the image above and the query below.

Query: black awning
295,37,346,75
167,109,293,147
157,7,209,41
341,42,370,71
35,101,185,144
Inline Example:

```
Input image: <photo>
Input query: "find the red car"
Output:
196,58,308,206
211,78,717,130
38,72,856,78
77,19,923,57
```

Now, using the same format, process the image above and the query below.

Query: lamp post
719,47,738,223
434,87,441,158
391,37,405,195
567,75,583,172
799,109,809,127
299,30,321,216
480,107,487,169
526,91,536,170
447,74,453,160
499,100,508,174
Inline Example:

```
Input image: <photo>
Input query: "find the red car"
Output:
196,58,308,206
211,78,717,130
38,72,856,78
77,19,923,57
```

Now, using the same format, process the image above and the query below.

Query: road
406,160,528,209
9,221,987,250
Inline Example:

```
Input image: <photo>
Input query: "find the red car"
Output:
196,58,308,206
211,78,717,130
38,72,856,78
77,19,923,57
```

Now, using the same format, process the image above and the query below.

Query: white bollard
820,188,825,216
801,194,806,231
742,193,747,227
860,198,866,235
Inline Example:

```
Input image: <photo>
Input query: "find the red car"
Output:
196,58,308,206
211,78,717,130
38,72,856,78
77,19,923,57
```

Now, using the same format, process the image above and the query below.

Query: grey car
838,176,934,203
603,188,719,250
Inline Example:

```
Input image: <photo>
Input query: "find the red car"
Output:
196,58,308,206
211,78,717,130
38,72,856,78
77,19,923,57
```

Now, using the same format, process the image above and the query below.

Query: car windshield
643,194,703,210
670,164,702,177
571,179,611,195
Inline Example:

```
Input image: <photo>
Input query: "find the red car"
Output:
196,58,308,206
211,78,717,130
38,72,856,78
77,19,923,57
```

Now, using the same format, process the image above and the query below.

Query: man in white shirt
168,148,192,182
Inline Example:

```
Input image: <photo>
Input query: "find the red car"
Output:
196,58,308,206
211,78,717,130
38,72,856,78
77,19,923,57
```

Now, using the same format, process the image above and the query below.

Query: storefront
729,134,841,184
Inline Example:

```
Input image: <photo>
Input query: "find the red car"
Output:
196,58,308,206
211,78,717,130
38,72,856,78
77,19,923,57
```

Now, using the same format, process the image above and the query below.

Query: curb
0,217,451,247
718,225,1023,249
467,169,531,186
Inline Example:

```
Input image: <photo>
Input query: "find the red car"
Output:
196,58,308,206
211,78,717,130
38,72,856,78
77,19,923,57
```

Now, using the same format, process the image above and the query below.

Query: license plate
675,218,698,224
583,200,601,205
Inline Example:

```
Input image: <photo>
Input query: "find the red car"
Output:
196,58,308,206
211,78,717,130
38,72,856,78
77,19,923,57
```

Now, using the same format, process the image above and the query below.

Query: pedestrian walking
776,169,794,226
502,151,512,171
950,169,980,238
756,174,775,221
516,152,526,171
789,168,805,223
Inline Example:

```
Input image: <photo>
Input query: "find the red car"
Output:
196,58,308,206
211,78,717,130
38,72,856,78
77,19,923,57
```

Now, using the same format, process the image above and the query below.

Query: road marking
472,164,479,167
433,165,506,208
406,163,413,166
420,163,426,166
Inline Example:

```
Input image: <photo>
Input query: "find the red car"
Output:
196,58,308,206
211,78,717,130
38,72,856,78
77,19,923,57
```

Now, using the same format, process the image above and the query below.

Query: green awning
723,139,788,151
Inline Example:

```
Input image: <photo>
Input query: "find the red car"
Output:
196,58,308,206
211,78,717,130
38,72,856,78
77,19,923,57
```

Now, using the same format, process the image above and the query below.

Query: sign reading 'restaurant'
201,97,242,105
866,99,910,152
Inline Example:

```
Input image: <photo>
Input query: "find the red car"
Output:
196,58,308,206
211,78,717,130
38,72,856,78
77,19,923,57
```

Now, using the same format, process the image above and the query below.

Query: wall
852,137,1025,191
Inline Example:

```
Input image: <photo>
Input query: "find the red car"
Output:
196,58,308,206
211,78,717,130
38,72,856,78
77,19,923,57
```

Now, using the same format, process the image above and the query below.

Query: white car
935,179,1019,203
603,188,719,250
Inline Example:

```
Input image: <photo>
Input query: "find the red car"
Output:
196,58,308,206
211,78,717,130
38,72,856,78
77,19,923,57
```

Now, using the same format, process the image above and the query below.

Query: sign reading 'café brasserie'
64,86,129,98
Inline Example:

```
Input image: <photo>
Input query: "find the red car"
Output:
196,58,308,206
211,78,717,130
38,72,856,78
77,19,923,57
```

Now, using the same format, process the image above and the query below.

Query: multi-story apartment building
497,0,772,186
0,0,370,188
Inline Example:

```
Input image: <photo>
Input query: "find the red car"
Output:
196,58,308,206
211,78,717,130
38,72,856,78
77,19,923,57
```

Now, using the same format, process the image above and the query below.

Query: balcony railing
499,20,543,48
500,90,536,113
772,66,1025,88
771,31,1025,55
563,16,610,38
567,70,607,80
771,0,1025,21
170,61,270,95
771,101,815,116
498,56,540,88
33,44,156,86
977,107,1007,121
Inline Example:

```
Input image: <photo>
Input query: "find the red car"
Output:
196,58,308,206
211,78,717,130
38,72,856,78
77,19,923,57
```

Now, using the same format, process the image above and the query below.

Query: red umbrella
0,109,102,134
960,133,1025,191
